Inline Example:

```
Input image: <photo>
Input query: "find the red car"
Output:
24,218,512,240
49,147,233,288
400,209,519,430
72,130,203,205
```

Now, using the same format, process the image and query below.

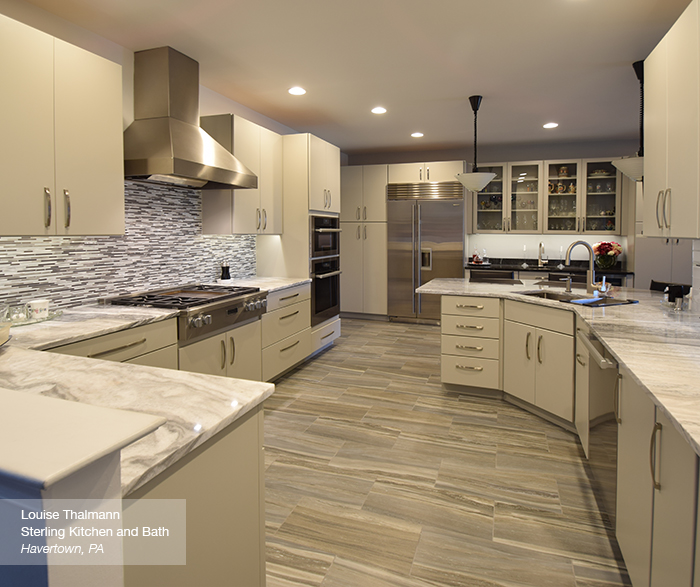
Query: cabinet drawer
48,319,177,362
262,300,311,348
442,296,500,318
441,355,499,389
125,344,178,369
441,334,499,360
262,328,311,381
504,299,574,335
311,318,341,353
441,315,499,339
266,283,311,312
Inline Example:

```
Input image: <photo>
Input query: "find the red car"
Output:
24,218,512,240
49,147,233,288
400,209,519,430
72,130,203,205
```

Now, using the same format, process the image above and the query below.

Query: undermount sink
519,290,638,307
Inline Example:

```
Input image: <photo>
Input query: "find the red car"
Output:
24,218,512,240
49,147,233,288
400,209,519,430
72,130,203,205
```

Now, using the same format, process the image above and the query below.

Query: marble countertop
217,276,311,292
0,345,274,496
418,278,700,457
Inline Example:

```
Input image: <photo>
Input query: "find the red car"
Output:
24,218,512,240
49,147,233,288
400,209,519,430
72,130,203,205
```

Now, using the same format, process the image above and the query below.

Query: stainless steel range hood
123,47,257,190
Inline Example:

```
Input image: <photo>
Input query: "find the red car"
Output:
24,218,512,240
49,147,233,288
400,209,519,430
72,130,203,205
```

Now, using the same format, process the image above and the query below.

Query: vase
595,254,616,269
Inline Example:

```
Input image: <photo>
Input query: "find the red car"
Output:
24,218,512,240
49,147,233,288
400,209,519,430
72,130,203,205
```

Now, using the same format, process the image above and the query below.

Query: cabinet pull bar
525,331,531,360
262,208,267,230
613,373,622,424
356,207,360,220
280,293,299,301
650,421,662,490
456,364,483,371
280,310,300,320
256,208,261,230
426,167,430,181
321,331,336,340
576,354,586,366
456,324,484,330
221,339,227,370
280,340,301,352
44,188,52,228
64,189,71,228
576,329,617,369
456,344,483,351
363,206,367,220
456,304,484,309
537,335,543,364
662,188,671,228
229,336,236,366
356,225,361,239
655,190,663,229
88,338,147,359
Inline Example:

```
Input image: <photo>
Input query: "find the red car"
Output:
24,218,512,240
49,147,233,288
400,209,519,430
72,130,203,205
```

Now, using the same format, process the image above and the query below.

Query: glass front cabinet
473,158,621,235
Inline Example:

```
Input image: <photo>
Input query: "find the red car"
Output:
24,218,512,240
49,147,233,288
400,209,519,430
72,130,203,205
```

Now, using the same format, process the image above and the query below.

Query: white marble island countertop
418,277,700,457
0,345,274,496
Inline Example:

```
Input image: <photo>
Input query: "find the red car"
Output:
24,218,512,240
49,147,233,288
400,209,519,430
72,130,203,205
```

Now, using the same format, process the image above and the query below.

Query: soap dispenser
220,261,231,281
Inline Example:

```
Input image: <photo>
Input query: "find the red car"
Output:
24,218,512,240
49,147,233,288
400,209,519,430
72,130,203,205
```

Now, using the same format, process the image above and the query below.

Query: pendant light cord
638,78,644,157
473,109,479,173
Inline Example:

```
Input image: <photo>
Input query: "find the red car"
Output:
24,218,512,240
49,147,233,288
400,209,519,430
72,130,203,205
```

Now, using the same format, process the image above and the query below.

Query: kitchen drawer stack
440,296,501,389
262,283,312,381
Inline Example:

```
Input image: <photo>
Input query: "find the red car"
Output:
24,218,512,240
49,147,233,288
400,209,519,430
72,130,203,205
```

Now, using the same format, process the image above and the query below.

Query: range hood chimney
123,47,257,190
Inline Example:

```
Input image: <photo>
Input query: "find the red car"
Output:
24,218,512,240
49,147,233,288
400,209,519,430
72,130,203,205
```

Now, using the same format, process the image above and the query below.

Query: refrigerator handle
411,204,416,315
417,203,422,314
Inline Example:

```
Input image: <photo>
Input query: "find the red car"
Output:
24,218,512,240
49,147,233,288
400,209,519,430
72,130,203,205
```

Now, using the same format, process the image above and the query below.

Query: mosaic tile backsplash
0,181,256,309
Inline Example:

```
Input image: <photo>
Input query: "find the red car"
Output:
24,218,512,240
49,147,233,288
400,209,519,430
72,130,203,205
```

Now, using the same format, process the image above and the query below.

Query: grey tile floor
264,319,631,587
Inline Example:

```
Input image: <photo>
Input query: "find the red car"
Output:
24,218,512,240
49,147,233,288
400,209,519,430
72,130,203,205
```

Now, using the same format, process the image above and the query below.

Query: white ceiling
23,0,691,155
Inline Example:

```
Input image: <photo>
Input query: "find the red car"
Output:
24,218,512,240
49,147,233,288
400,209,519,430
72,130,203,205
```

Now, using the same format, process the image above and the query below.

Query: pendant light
456,95,496,192
612,61,644,181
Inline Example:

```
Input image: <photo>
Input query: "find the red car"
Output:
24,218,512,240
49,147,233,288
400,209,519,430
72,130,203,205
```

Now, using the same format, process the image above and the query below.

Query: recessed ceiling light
371,106,387,114
411,132,424,138
288,86,306,95
543,122,559,129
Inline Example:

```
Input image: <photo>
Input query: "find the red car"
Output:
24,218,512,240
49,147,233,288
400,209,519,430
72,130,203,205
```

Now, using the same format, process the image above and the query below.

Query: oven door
310,216,341,258
311,257,341,326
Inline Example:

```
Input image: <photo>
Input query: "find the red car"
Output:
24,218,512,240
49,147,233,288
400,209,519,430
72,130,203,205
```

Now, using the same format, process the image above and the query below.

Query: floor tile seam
492,507,617,539
491,536,620,570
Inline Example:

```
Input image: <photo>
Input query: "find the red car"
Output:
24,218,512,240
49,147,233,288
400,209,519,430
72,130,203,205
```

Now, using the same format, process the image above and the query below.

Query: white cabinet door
259,126,283,233
225,320,262,381
503,320,536,405
388,161,464,184
574,340,590,457
54,39,124,235
340,222,363,313
363,165,388,222
309,134,340,213
534,328,574,421
326,143,341,213
362,222,388,315
0,14,54,236
388,163,424,183
616,366,655,587
179,334,227,377
340,166,363,222
232,116,262,234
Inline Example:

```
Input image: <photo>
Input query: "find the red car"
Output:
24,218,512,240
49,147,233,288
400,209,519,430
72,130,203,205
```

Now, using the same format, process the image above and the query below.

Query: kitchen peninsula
419,277,700,587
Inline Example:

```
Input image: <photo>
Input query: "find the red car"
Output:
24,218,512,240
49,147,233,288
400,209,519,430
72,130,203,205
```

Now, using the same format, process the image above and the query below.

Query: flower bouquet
593,241,622,269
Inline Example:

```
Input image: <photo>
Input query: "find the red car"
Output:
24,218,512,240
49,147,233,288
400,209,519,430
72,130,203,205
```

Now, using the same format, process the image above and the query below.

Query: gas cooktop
105,284,260,310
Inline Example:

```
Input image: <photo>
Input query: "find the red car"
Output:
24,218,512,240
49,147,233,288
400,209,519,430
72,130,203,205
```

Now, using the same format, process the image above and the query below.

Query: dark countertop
466,257,631,275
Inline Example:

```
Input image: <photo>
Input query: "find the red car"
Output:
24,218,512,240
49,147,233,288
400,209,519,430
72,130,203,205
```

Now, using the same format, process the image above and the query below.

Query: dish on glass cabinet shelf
590,170,610,177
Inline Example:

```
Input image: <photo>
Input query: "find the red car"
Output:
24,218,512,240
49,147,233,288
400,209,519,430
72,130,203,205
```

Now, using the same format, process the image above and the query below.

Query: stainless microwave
310,215,340,258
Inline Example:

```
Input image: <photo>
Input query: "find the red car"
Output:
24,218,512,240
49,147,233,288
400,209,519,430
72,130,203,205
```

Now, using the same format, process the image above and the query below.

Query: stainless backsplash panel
0,181,255,308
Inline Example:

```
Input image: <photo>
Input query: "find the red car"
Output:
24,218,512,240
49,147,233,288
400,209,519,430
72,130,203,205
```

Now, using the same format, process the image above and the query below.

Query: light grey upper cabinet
0,13,124,236
340,165,387,222
201,114,283,235
644,0,700,239
388,161,464,184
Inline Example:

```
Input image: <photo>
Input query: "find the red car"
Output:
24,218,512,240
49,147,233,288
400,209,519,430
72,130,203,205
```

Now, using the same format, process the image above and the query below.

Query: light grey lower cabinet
616,366,698,587
178,320,262,381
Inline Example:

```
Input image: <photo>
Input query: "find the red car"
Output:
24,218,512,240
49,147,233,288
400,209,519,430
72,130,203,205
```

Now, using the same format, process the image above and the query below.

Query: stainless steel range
104,284,268,344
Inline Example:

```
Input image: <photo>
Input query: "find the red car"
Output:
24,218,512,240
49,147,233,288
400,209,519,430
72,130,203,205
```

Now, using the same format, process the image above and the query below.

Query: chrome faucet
565,240,596,294
538,242,547,267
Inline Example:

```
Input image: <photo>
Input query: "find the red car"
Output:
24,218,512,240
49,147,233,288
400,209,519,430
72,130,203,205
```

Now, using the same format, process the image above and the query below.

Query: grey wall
345,138,639,166
0,182,256,309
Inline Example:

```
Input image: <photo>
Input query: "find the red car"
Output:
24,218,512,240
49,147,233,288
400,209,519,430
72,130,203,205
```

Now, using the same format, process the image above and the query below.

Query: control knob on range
190,315,203,328
254,300,262,310
203,314,212,325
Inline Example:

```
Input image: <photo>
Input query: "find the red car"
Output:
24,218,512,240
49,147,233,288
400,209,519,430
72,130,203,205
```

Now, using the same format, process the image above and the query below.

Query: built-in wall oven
310,215,341,325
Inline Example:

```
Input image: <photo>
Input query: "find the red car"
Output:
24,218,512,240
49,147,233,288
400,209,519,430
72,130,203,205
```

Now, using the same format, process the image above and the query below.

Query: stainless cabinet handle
656,190,664,229
356,207,361,220
537,335,543,364
44,188,52,228
456,324,484,330
229,336,236,366
280,292,299,302
613,373,622,424
650,421,662,490
662,188,671,228
456,364,483,371
262,208,267,230
323,189,327,208
526,331,531,360
64,189,71,228
419,167,422,181
280,339,301,353
456,303,484,310
363,225,367,240
576,354,586,366
363,206,367,220
456,344,483,351
427,166,430,181
329,190,332,209
280,310,300,320
256,208,261,229
221,339,227,370
320,330,336,340
356,225,361,239
87,337,147,359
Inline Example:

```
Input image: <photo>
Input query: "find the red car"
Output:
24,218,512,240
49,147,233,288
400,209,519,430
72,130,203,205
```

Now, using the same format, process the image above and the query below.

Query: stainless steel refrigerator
387,185,465,321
